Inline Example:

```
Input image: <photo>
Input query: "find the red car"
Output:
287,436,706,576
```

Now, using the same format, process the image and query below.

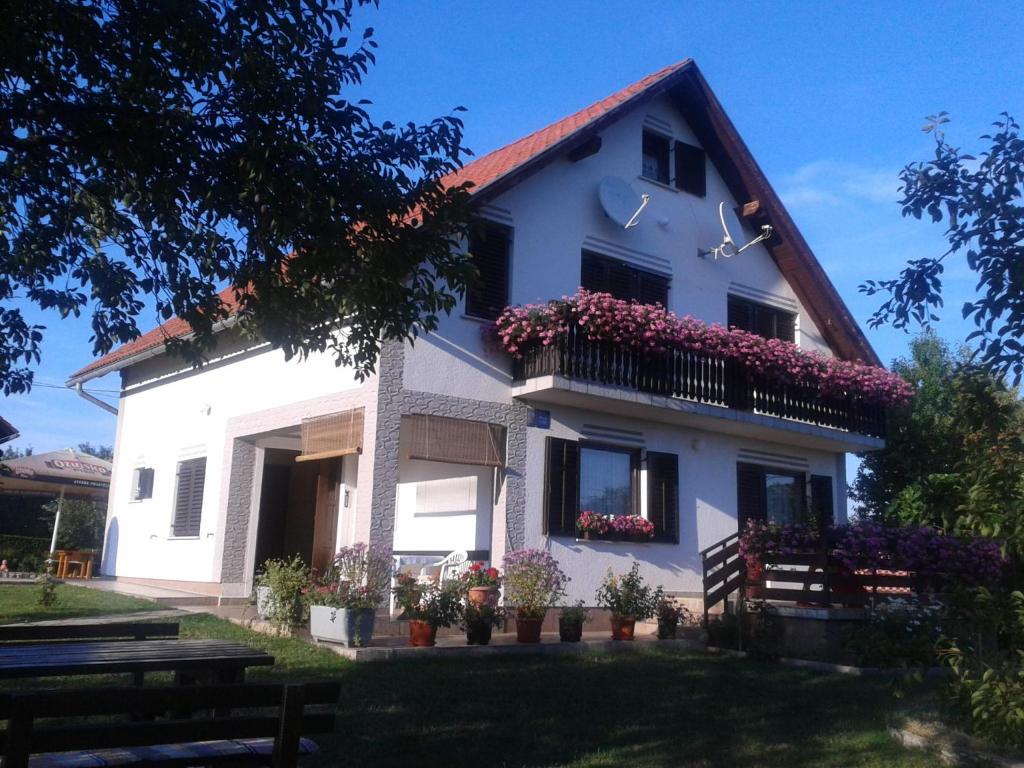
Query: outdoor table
0,639,274,683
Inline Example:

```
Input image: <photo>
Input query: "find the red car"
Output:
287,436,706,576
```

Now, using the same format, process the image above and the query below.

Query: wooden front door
311,458,342,574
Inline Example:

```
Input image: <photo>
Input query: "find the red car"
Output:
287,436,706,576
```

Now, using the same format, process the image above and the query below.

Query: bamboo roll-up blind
296,407,365,462
401,414,507,468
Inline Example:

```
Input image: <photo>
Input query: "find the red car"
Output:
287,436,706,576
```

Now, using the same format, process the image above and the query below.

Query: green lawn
0,583,160,623
179,614,934,768
0,605,939,766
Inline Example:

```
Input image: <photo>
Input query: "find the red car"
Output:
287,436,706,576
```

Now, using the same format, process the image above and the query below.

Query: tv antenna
700,202,772,260
598,176,650,230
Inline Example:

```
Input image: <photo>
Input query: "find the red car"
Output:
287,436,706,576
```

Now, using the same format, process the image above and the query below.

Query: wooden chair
0,622,179,645
0,681,340,768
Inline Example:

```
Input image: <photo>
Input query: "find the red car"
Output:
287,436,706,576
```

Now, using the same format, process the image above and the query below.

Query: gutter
74,382,118,416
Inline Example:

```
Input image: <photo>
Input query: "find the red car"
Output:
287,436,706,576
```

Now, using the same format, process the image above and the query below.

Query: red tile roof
69,58,878,383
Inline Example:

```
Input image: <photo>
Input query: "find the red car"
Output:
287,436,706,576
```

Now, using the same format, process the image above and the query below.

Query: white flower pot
309,606,376,647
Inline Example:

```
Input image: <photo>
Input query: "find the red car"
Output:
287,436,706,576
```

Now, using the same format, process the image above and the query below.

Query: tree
860,113,1024,382
852,333,1024,563
0,0,475,395
0,445,31,460
77,442,112,462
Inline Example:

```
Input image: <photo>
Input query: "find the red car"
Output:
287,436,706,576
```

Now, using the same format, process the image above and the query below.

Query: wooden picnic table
0,639,273,683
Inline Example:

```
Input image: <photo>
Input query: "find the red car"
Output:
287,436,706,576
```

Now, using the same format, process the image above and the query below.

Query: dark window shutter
581,251,604,293
544,437,579,536
775,312,795,343
727,295,795,342
728,296,753,332
582,251,669,305
810,474,834,532
139,468,154,500
674,141,706,197
638,272,669,307
647,451,679,543
466,222,510,320
736,462,766,527
173,458,206,537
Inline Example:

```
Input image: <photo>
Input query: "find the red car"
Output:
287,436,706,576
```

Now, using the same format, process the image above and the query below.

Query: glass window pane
580,447,633,517
765,473,801,525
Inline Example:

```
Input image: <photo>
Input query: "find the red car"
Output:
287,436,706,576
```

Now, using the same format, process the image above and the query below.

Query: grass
180,614,935,768
0,604,941,766
0,583,160,623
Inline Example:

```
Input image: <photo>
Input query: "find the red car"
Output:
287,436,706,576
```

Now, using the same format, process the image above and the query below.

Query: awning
0,417,18,446
0,449,111,498
296,407,365,463
400,414,507,468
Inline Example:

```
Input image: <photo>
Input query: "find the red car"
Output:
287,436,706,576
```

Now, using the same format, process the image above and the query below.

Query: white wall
104,336,370,584
403,92,832,403
393,459,493,553
520,404,841,602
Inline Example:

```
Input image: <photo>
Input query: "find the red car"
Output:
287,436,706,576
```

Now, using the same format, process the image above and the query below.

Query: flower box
309,605,376,647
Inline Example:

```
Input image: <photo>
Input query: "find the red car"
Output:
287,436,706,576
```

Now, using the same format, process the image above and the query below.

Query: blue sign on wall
528,408,551,429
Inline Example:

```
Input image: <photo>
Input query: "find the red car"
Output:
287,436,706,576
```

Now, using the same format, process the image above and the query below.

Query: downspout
75,382,118,415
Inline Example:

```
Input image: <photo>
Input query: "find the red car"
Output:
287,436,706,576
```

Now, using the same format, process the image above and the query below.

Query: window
674,141,706,197
727,295,796,342
579,445,636,518
172,457,206,537
131,467,154,501
736,463,834,529
465,221,511,320
581,251,669,306
642,131,671,184
544,437,679,542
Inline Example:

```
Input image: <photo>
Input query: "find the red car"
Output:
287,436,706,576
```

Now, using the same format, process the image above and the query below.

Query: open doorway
253,449,342,575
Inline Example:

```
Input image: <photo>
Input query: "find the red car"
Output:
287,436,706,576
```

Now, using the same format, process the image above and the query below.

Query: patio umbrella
0,448,112,554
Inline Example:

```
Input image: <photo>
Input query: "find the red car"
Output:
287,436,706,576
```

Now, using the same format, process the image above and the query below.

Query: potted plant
392,574,463,647
609,514,655,542
460,561,501,608
253,556,308,631
502,549,569,643
558,601,590,642
595,562,663,641
656,598,690,639
307,543,392,647
738,520,817,597
462,601,505,645
576,510,610,541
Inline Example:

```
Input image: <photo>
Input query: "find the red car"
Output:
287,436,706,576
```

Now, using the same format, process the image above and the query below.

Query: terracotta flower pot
408,619,437,647
745,560,764,598
610,616,636,641
559,616,583,642
515,611,544,643
467,586,498,608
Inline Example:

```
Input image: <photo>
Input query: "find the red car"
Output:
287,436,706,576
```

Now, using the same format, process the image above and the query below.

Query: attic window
641,131,671,184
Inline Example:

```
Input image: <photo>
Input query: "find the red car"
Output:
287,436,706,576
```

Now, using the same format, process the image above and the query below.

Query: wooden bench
0,681,340,768
0,622,179,645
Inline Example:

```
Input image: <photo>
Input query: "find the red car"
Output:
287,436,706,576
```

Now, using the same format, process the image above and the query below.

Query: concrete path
62,578,219,606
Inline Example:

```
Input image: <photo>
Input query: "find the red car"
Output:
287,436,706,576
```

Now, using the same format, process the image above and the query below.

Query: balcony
510,324,887,450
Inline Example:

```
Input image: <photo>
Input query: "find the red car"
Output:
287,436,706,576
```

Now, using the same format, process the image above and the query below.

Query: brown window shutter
172,458,206,537
775,312,796,343
674,141,706,197
646,451,679,543
582,250,669,305
466,222,511,320
810,474,834,531
544,437,579,536
736,462,765,527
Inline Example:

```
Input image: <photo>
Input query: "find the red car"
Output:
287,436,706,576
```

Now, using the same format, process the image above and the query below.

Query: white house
68,60,890,606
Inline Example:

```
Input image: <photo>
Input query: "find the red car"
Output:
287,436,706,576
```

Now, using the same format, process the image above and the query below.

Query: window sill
167,535,201,541
637,176,679,194
546,535,674,545
461,313,496,325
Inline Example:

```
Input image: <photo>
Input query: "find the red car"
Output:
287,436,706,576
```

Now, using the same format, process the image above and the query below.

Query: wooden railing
513,325,887,438
700,532,921,622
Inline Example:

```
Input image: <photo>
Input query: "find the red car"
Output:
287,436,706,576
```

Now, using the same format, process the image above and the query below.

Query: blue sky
5,0,1023,458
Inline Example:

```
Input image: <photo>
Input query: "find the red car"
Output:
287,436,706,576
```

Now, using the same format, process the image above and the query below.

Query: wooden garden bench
0,681,340,768
0,622,179,645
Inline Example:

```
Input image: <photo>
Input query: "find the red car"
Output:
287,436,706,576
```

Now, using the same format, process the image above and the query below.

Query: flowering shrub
502,549,569,618
595,562,664,620
846,597,946,667
738,519,818,569
492,289,914,407
308,543,393,611
832,522,1006,589
461,562,501,589
392,573,463,628
576,510,610,535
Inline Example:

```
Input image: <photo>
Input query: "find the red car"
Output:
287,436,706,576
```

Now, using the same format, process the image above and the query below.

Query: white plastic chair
437,550,471,584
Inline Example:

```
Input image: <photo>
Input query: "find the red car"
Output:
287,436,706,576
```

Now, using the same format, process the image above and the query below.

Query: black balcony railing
512,324,886,438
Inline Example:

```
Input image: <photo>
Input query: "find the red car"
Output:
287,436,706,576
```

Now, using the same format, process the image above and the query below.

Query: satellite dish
598,176,650,229
700,201,773,260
